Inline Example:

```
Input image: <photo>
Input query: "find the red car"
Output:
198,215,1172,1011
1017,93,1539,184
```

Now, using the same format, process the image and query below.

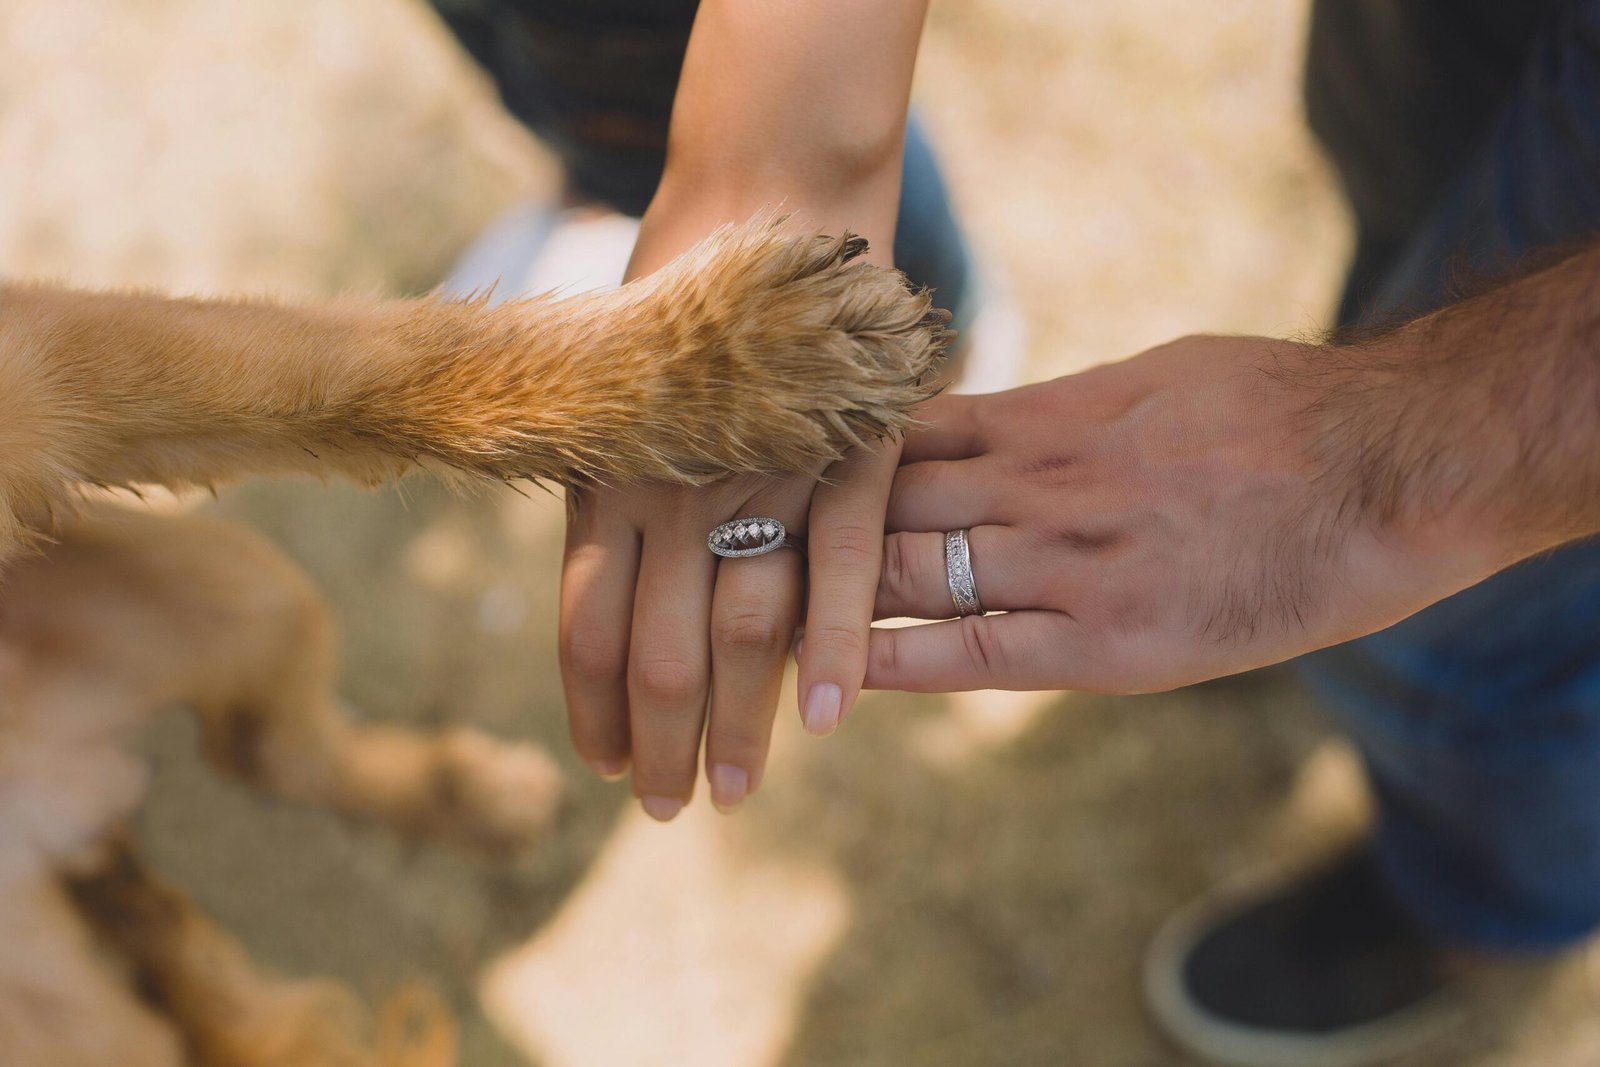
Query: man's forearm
1295,243,1600,568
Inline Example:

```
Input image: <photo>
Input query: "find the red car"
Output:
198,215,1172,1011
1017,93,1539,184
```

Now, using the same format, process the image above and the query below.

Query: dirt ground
4,2,1599,1064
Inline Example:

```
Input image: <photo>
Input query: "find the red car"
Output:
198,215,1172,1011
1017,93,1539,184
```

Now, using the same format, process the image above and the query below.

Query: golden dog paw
593,212,954,482
422,729,566,852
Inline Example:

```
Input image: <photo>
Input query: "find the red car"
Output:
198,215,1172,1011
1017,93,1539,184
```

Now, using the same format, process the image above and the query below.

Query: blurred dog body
0,220,946,1066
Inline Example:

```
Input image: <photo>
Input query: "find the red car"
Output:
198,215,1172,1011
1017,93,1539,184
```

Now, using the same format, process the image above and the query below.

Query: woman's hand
865,335,1507,694
558,206,908,822
560,473,805,820
559,147,910,826
554,0,930,818
561,439,900,819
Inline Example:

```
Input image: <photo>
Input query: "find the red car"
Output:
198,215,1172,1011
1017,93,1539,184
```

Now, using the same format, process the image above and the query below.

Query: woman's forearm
629,0,928,278
665,0,926,192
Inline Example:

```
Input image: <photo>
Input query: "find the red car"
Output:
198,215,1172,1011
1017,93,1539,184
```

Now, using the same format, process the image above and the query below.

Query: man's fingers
863,611,1087,692
885,458,1000,532
796,442,899,738
627,518,716,820
874,526,1045,619
559,494,639,779
899,392,987,464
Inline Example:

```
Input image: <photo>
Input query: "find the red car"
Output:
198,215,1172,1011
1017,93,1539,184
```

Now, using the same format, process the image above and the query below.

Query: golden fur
0,216,948,1066
0,220,946,559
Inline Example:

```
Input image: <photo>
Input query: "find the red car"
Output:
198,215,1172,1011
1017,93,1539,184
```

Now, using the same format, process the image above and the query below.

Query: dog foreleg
0,216,948,563
1,507,564,851
0,873,184,1067
66,845,456,1067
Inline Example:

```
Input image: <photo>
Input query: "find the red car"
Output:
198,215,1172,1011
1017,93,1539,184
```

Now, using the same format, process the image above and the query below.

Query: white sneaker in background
444,202,1027,394
440,202,640,303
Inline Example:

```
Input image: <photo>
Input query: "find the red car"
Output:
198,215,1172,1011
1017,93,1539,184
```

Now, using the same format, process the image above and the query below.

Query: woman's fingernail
589,758,629,782
794,637,804,661
709,763,750,812
640,794,684,822
803,683,843,736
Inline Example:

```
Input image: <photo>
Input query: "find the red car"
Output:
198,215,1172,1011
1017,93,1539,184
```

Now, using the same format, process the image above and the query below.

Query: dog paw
576,212,953,484
426,729,565,852
663,214,953,473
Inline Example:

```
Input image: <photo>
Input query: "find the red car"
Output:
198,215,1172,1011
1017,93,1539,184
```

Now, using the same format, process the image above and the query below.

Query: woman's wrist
629,162,902,281
656,126,906,208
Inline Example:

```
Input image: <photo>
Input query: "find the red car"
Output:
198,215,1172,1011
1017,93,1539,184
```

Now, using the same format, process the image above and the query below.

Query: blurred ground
3,2,1599,1065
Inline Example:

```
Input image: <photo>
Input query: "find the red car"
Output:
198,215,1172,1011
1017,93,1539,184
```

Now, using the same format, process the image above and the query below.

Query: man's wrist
1296,244,1600,576
1360,330,1518,568
1274,330,1514,580
1388,249,1600,563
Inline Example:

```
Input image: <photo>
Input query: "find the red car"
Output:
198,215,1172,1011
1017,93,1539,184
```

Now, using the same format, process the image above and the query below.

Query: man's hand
865,331,1526,694
873,234,1600,695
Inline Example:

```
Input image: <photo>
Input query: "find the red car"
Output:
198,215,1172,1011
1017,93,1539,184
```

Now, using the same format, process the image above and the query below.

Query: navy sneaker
1144,848,1467,1067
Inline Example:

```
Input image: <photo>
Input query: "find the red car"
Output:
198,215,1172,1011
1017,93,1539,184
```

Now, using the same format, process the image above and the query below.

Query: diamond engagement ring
708,517,806,558
944,529,986,617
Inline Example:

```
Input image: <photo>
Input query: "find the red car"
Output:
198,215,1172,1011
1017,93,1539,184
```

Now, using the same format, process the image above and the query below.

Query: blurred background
2,1,1597,1064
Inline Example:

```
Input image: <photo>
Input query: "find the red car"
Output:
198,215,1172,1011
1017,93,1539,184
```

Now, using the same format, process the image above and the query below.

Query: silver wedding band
945,529,986,617
708,517,806,559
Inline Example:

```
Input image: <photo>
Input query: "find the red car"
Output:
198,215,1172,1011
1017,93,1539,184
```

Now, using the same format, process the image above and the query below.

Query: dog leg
66,845,455,1067
1,506,563,851
0,215,949,562
0,872,185,1067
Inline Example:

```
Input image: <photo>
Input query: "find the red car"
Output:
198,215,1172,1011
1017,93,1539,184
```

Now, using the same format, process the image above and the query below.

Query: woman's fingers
558,492,641,779
627,514,718,821
863,610,1090,692
705,525,805,811
874,526,1042,619
796,441,899,739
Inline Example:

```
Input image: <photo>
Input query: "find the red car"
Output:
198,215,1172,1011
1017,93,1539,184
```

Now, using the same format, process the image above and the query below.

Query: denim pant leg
1303,546,1600,950
894,113,978,338
1300,1,1600,950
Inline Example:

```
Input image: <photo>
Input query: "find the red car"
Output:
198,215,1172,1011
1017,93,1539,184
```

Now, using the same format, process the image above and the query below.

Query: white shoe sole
1143,870,1465,1067
441,202,640,302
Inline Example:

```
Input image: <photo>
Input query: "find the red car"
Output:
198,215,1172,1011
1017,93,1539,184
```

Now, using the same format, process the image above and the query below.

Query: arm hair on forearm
1285,241,1600,564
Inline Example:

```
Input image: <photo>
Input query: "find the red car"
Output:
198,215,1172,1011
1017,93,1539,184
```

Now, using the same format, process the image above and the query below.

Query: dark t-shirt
432,0,697,33
1302,0,1587,320
427,0,701,213
428,0,1587,282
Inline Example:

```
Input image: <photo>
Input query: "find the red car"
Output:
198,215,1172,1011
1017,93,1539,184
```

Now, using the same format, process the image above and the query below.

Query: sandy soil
3,2,1597,1064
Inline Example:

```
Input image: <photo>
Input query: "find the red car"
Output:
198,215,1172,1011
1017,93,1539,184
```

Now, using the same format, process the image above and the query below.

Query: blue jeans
1300,0,1600,950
